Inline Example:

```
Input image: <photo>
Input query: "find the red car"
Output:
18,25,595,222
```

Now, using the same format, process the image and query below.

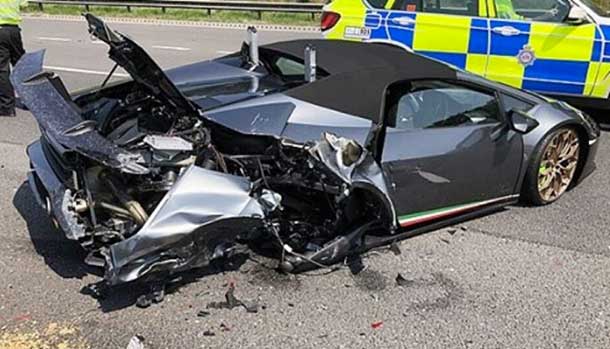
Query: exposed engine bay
49,81,395,285
15,14,397,287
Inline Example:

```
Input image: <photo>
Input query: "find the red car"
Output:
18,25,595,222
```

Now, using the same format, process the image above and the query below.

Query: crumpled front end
17,16,398,288
103,133,397,285
105,166,267,285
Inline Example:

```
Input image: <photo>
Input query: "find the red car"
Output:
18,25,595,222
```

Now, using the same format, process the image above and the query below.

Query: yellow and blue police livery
321,0,610,111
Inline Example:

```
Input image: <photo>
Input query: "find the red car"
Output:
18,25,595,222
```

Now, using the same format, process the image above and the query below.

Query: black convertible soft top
261,39,457,122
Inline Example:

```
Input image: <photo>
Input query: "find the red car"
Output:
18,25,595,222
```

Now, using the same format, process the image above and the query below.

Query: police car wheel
522,127,581,206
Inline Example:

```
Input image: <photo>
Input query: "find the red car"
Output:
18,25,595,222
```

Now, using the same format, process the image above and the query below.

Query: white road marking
43,65,130,77
91,40,107,45
152,45,191,51
37,36,71,42
216,50,233,55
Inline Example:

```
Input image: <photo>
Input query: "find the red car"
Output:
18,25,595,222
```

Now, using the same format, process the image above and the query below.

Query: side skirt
362,197,519,251
398,195,519,229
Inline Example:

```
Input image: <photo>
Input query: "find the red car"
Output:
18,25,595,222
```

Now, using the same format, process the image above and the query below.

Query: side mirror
565,6,588,25
509,109,539,134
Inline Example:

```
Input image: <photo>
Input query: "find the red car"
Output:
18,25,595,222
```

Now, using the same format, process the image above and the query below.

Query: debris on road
347,255,365,275
371,321,383,329
206,282,241,310
203,330,216,337
126,335,145,349
136,284,166,308
396,273,413,287
241,300,259,313
206,282,260,313
389,242,402,255
136,295,152,309
197,310,211,318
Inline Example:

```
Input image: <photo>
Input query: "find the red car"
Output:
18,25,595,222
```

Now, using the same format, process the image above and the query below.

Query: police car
321,0,610,111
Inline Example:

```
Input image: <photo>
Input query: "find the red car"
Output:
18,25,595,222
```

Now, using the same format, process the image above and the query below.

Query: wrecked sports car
17,15,599,287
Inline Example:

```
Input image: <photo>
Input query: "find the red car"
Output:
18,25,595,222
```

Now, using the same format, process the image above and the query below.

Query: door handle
391,16,416,26
492,26,521,36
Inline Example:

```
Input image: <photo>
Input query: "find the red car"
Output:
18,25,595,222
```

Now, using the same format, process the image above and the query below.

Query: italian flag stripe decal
398,195,518,228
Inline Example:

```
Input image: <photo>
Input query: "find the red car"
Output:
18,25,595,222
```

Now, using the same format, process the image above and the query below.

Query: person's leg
0,27,15,116
8,26,24,65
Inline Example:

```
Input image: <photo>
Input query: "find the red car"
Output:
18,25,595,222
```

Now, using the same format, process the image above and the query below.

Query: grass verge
23,4,320,26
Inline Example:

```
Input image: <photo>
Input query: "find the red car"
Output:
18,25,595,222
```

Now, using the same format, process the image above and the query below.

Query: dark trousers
0,25,24,115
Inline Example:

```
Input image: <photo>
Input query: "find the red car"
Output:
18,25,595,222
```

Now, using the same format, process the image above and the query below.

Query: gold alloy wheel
537,129,580,202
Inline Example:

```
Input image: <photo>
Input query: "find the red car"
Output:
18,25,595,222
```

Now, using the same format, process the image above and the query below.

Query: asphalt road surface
1,16,609,349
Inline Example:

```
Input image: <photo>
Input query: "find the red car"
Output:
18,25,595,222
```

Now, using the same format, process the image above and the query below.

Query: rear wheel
523,127,581,205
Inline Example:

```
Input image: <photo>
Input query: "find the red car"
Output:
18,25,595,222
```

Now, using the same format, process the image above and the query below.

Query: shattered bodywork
17,15,396,286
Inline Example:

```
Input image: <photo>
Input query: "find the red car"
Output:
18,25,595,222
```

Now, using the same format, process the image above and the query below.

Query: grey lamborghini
16,15,600,288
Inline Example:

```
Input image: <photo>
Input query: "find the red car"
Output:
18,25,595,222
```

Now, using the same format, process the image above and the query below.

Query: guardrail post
257,10,261,20
311,12,314,20
85,4,90,11
126,5,131,12
162,6,166,13
207,8,211,15
38,2,43,11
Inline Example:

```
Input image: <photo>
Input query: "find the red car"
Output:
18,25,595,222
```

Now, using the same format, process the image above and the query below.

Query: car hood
84,13,199,117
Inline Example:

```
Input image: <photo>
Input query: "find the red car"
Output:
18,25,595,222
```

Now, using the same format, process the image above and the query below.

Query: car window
422,0,478,15
274,57,305,76
500,93,534,114
495,0,570,22
390,0,478,15
367,0,390,9
389,81,501,129
580,0,609,17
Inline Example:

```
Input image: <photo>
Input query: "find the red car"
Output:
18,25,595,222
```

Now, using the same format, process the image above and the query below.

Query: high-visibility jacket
0,0,28,25
494,0,523,20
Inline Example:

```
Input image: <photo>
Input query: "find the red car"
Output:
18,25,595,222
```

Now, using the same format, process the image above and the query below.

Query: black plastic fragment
389,242,402,255
81,282,108,300
197,310,211,317
136,283,166,308
347,255,365,275
136,294,152,308
151,284,165,303
395,273,413,287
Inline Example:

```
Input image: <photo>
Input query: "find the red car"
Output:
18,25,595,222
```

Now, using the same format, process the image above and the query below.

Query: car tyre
522,127,581,206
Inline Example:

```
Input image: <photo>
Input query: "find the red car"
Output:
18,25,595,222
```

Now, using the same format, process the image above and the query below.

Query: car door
380,79,523,228
374,0,489,72
486,0,600,96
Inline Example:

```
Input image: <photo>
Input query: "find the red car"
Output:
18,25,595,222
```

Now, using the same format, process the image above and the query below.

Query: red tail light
321,11,341,31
